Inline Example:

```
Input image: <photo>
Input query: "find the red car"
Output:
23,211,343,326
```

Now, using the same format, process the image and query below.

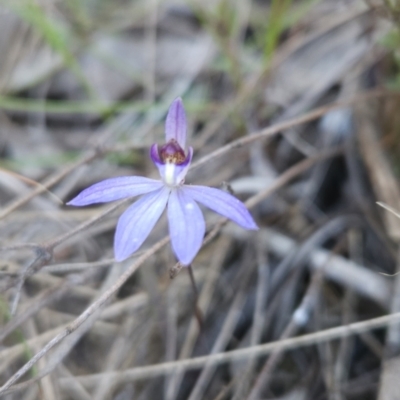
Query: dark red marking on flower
159,139,186,164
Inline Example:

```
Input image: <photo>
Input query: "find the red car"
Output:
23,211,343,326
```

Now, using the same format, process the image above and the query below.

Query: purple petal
150,143,161,164
176,147,193,183
165,98,186,148
114,187,170,261
182,185,258,230
67,177,163,206
168,188,205,265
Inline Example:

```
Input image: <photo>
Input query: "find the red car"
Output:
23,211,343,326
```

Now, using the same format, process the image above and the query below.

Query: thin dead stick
43,199,130,249
244,147,343,210
0,151,98,221
9,252,49,315
0,269,97,342
0,236,170,394
0,167,63,205
190,88,389,172
377,202,400,219
48,311,400,390
1,199,129,296
0,138,147,224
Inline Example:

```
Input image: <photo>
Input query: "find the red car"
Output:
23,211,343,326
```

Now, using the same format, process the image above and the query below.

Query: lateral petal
165,98,187,148
182,185,258,230
150,143,162,164
114,187,170,261
67,177,163,206
168,188,205,265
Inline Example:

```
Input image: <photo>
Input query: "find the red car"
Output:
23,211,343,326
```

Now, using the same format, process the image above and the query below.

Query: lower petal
114,187,170,261
168,188,205,266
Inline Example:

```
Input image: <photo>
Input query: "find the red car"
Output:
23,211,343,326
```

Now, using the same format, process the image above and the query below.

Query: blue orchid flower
68,98,258,265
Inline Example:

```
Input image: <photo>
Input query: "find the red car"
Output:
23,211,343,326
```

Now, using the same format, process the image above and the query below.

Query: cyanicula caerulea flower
68,98,257,265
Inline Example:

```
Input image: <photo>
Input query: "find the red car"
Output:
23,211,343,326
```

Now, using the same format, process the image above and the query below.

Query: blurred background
1,0,400,399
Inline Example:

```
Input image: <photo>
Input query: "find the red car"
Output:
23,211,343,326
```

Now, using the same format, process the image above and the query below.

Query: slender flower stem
188,264,204,330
